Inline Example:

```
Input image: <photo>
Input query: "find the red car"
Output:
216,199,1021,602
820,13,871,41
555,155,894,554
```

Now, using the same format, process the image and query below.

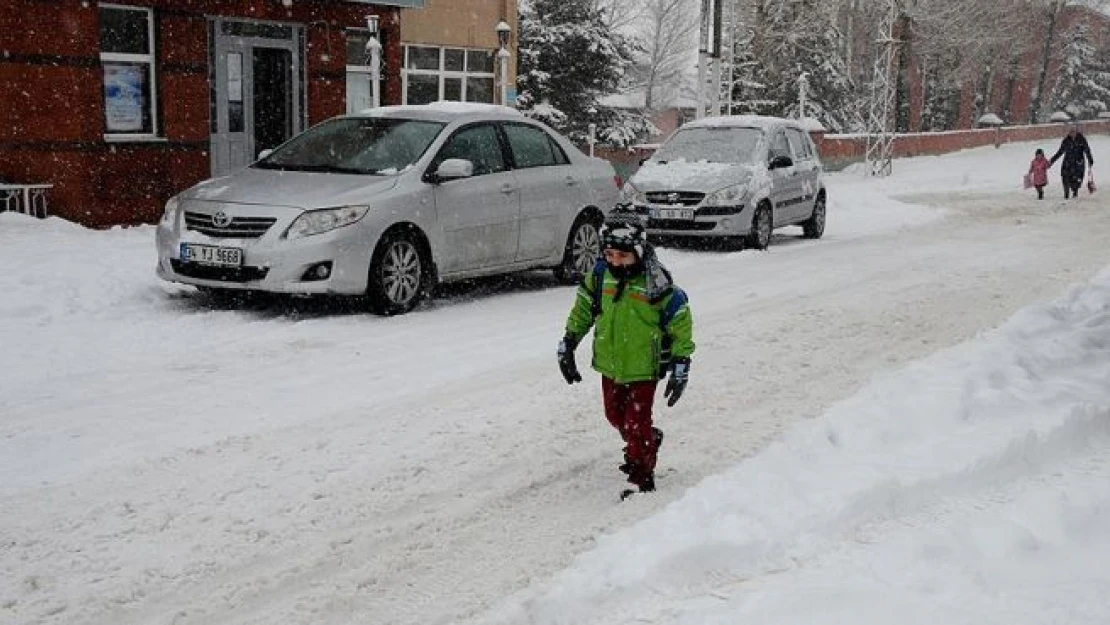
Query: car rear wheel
553,214,601,284
745,204,773,250
802,195,826,239
367,231,427,315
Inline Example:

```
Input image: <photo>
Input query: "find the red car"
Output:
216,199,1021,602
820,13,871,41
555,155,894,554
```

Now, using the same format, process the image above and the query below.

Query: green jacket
564,265,695,384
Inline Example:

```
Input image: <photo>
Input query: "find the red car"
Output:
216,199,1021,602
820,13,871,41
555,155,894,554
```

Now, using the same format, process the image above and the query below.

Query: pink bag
1023,173,1032,190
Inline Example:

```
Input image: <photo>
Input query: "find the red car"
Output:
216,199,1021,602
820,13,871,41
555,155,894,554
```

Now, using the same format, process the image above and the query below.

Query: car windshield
651,127,764,165
255,117,445,175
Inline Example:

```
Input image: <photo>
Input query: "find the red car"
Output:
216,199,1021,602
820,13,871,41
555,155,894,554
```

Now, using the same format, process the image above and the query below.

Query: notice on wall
103,63,145,132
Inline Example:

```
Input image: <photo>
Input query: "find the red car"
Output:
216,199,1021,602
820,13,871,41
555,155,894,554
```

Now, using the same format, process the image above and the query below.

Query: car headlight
620,184,647,205
161,196,180,224
704,184,748,207
285,205,371,239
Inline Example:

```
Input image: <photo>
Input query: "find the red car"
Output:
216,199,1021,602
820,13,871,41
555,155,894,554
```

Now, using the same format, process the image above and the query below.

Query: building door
210,19,304,177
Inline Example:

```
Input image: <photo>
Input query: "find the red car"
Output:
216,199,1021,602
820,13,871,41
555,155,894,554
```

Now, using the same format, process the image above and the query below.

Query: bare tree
590,0,646,31
631,0,700,111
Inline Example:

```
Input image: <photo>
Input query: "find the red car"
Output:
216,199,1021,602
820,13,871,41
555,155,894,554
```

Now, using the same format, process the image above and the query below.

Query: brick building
0,0,517,227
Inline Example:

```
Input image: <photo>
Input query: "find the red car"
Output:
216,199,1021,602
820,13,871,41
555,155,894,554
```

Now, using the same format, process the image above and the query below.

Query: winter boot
620,473,656,500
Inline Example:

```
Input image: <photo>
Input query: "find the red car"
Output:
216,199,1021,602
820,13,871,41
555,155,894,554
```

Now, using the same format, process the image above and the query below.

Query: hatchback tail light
613,175,623,188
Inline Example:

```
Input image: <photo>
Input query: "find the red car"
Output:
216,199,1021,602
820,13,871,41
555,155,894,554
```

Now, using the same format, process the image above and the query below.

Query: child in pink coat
1029,148,1050,200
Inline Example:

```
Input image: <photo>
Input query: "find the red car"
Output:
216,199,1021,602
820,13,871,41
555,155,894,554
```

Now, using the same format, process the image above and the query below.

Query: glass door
209,19,303,177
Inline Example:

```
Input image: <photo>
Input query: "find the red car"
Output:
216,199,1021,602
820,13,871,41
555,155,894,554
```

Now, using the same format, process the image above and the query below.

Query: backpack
587,259,688,378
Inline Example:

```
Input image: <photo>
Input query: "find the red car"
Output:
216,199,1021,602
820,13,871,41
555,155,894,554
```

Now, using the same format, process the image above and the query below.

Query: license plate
652,208,694,220
180,243,243,267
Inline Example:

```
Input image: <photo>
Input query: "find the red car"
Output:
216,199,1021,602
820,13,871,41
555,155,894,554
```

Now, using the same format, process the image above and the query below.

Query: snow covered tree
726,25,776,116
918,53,963,131
1048,21,1110,118
732,0,860,131
516,0,651,145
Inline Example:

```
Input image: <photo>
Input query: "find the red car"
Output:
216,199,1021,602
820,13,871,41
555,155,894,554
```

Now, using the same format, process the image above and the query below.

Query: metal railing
0,184,52,218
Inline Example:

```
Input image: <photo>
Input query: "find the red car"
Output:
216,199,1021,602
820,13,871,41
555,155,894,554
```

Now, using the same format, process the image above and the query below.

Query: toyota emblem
667,192,680,204
212,211,232,228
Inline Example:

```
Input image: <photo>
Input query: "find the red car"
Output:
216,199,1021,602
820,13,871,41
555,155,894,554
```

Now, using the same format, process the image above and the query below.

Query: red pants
601,377,659,484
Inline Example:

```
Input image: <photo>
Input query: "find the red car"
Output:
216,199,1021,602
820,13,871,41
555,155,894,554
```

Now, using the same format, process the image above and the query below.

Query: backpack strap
655,287,688,378
589,259,607,319
659,287,688,330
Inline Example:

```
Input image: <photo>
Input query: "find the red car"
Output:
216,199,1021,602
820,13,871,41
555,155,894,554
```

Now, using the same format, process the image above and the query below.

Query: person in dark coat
1049,122,1094,199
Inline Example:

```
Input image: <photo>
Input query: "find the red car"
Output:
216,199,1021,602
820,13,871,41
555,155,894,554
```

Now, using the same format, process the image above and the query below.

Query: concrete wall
814,120,1110,171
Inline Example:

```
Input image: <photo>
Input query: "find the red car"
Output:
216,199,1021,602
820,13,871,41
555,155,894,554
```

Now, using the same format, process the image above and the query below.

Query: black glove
663,357,690,407
557,334,582,384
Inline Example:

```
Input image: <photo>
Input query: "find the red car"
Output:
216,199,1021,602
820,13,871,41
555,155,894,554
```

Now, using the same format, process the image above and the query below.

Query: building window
99,4,157,137
402,45,495,105
346,29,384,114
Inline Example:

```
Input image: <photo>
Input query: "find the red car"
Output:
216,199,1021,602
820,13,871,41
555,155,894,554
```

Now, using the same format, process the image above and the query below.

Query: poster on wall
103,63,146,132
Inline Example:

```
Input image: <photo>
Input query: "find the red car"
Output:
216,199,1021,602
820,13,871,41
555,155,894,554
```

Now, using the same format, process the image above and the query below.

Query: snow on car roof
683,114,807,131
355,101,524,122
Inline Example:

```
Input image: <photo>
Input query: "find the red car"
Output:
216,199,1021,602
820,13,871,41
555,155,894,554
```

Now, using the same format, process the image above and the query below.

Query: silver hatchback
156,103,619,314
619,115,826,249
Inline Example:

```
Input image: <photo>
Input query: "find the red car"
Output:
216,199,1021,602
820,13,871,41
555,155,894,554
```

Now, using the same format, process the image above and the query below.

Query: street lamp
495,20,511,106
586,106,597,157
797,72,809,120
365,15,382,109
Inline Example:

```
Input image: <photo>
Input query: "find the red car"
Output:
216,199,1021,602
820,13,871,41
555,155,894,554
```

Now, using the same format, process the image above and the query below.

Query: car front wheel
745,204,772,250
802,195,826,239
367,231,427,315
553,215,601,284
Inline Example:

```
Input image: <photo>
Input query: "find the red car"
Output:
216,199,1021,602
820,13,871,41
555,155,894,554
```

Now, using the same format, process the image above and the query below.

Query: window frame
426,122,509,179
502,122,570,169
401,45,496,105
99,3,160,141
785,128,812,162
769,129,791,161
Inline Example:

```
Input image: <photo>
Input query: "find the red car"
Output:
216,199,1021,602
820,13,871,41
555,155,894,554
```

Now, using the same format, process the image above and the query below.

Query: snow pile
0,214,171,322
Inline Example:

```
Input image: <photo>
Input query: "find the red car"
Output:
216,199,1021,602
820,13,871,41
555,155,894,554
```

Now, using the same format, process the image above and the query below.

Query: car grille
170,259,270,283
184,211,277,239
645,191,705,206
696,204,744,216
647,219,717,231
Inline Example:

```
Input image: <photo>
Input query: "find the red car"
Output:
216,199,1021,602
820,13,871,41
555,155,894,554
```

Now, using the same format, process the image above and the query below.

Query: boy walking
557,215,695,498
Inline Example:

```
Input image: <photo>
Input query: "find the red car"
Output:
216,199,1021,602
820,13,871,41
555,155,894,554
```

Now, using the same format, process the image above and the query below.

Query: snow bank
480,264,1110,625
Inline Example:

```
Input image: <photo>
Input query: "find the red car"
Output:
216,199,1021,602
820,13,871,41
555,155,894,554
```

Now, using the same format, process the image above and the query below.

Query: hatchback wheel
554,215,601,284
367,231,427,315
745,204,773,250
802,195,826,239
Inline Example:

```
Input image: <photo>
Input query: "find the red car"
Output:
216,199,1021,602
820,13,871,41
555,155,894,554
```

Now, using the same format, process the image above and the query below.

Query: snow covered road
3,140,1110,625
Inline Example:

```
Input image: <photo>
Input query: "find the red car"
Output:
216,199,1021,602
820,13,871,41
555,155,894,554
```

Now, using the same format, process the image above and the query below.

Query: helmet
600,214,647,258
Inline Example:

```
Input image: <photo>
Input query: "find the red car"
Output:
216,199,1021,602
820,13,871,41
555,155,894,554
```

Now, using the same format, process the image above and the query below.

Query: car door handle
500,184,516,194
564,176,578,186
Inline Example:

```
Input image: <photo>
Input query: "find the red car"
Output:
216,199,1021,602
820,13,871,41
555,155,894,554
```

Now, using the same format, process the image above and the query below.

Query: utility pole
865,0,900,177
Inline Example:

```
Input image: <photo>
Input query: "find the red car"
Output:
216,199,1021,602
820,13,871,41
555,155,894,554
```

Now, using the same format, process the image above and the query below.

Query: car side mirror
432,158,474,182
769,155,793,170
257,148,274,160
638,157,649,166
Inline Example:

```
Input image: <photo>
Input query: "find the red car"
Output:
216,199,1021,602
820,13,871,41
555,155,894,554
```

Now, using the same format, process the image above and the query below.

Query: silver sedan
156,103,619,314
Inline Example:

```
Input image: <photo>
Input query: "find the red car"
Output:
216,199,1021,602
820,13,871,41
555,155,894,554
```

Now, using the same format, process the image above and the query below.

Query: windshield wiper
251,163,373,174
